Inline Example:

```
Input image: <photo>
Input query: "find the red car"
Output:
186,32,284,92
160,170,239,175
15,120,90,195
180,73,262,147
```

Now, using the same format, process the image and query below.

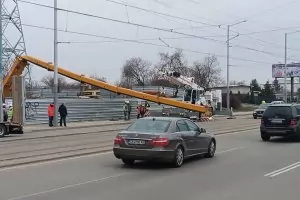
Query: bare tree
40,75,68,89
156,49,189,75
151,49,190,97
88,73,107,89
25,80,40,90
121,57,152,86
66,74,107,90
190,55,223,90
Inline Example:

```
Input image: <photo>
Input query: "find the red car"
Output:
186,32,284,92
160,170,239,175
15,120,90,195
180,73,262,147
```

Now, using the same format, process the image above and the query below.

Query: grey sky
17,0,300,85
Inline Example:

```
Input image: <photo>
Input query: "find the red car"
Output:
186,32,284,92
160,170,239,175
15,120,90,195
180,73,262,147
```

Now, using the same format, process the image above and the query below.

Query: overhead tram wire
104,0,300,52
19,0,296,60
103,0,222,27
219,25,300,52
22,23,273,65
18,0,227,45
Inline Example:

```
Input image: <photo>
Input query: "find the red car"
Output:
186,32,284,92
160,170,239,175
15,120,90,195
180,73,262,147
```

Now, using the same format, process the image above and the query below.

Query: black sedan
253,103,270,119
113,117,216,167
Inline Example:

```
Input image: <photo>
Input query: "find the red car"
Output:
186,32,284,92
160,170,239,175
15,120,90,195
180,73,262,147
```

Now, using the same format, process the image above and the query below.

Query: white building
210,85,250,95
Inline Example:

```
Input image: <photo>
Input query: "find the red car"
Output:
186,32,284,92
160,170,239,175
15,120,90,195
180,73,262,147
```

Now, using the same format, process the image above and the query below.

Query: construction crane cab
157,70,211,119
159,70,207,105
183,86,206,105
0,75,24,138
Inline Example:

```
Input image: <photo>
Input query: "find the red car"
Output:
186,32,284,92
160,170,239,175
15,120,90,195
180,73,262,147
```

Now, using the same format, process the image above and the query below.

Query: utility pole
226,25,230,111
53,0,58,126
0,0,3,122
284,33,287,103
226,20,247,111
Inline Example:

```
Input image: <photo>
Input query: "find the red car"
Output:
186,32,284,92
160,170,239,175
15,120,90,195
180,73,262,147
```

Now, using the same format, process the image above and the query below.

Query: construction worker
136,102,142,119
7,106,13,122
144,101,150,108
48,102,55,127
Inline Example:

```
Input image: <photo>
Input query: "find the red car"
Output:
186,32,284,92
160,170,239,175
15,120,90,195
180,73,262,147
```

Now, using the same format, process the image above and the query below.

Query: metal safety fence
24,98,164,124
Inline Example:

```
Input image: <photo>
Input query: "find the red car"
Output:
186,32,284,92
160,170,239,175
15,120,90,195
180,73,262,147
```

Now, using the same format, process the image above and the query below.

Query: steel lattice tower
1,0,30,84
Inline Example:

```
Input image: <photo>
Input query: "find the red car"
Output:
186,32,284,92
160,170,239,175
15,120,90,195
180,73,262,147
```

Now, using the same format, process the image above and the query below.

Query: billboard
272,63,300,78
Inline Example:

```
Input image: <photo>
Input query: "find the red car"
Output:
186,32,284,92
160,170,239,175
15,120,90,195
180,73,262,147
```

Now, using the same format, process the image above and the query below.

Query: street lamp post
53,0,58,126
284,33,287,103
226,20,247,111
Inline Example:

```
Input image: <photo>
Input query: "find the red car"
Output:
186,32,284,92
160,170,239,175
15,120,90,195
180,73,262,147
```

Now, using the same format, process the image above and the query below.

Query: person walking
48,103,55,127
58,103,68,127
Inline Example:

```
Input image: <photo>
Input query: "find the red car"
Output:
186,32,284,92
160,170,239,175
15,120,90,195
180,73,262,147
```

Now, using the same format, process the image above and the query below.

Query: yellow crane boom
3,56,208,113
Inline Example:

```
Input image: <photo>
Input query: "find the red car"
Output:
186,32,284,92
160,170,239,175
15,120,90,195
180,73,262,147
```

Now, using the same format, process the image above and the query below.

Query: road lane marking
216,128,258,136
5,173,129,200
216,147,244,155
264,161,300,178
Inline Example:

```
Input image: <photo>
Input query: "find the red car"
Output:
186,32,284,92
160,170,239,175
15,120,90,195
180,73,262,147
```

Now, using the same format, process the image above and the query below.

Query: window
185,120,199,131
127,119,171,133
264,106,292,118
296,106,300,115
176,120,189,132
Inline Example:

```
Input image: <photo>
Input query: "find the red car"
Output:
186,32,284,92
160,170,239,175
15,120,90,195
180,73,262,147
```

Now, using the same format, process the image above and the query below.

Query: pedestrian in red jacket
48,103,55,127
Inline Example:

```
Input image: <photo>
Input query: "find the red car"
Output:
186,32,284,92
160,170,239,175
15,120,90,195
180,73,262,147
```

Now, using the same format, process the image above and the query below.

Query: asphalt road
1,128,300,200
0,117,259,167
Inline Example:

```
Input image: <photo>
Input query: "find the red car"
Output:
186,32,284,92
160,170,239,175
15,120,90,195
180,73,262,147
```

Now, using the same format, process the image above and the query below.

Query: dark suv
260,104,300,141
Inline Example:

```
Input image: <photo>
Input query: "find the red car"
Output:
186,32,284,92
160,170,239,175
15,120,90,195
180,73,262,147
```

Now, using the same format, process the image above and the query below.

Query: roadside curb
24,121,132,133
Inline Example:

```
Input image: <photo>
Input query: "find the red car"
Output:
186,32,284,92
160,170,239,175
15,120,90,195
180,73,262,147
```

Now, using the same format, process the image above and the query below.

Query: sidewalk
24,120,133,133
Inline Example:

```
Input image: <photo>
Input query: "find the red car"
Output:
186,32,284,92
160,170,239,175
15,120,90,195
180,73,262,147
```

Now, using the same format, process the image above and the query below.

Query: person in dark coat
58,103,68,127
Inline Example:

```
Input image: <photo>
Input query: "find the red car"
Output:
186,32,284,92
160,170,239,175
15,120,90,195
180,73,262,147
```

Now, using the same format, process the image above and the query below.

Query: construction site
0,0,225,136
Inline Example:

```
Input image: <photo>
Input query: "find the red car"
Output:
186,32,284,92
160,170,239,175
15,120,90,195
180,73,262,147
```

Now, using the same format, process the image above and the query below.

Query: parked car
113,117,216,167
270,101,284,104
260,104,300,141
253,103,270,119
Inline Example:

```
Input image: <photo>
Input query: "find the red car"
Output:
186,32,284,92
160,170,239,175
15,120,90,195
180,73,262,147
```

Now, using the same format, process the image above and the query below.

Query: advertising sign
272,63,300,78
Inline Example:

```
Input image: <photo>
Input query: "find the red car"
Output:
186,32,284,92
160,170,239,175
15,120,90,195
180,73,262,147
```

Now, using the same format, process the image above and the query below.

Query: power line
242,0,299,20
20,0,297,60
22,23,273,65
104,0,222,27
19,0,226,45
239,34,300,52
238,26,300,36
185,0,300,36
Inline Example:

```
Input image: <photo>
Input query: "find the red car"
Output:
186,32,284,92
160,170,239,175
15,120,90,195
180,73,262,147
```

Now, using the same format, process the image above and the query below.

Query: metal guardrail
24,98,163,124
